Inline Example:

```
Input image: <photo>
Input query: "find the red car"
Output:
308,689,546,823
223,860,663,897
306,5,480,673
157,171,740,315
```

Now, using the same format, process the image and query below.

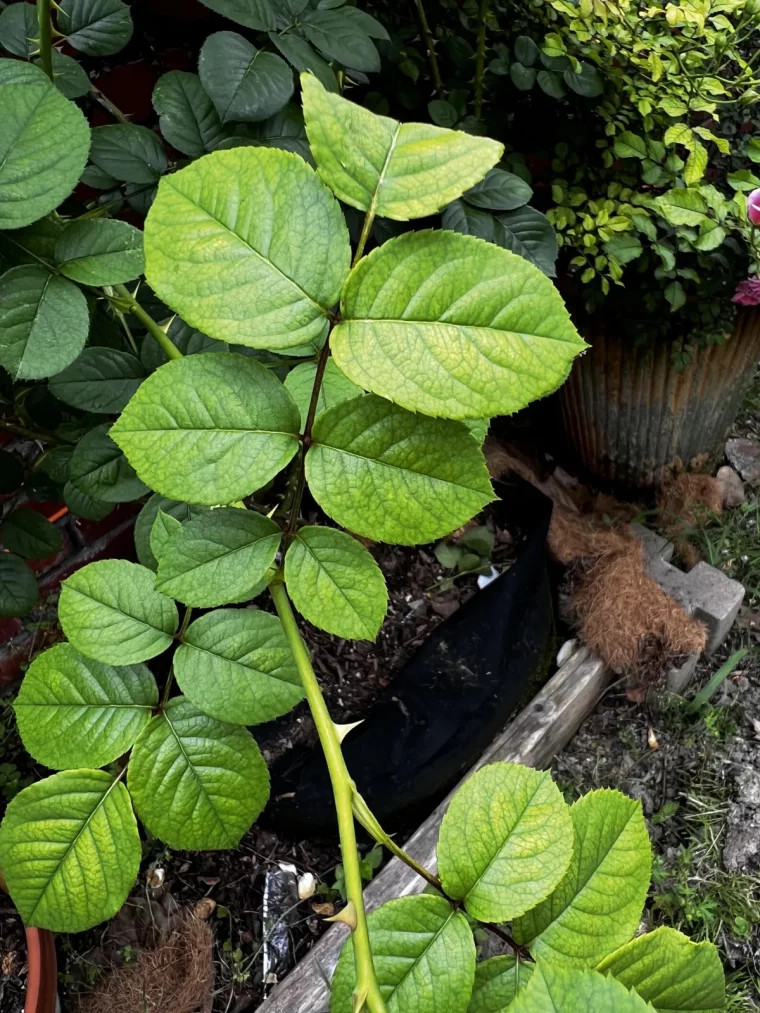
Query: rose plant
0,7,729,1011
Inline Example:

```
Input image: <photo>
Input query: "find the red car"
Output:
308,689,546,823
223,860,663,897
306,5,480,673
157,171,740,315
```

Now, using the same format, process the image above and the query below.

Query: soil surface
552,628,760,1007
0,909,26,1013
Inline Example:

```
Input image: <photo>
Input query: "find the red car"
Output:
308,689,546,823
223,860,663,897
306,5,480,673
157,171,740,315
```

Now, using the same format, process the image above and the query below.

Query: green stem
36,0,53,80
270,581,387,1013
474,0,490,121
353,210,376,267
111,285,183,361
414,0,443,95
352,793,442,891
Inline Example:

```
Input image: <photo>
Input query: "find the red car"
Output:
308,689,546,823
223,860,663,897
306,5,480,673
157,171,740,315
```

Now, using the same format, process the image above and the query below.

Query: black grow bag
263,477,554,837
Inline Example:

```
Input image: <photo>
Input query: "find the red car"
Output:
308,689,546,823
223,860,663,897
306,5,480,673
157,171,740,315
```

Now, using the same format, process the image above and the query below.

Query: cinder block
635,526,745,656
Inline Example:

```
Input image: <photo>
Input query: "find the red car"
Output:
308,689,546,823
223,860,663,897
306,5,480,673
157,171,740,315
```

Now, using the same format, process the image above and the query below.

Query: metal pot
558,307,760,488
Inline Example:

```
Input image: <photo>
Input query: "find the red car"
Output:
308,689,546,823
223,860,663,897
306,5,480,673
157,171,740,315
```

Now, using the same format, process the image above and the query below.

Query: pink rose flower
732,278,760,305
749,188,760,225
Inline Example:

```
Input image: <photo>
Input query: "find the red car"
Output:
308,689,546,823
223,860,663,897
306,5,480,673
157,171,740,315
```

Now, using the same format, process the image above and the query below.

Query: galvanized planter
558,307,760,489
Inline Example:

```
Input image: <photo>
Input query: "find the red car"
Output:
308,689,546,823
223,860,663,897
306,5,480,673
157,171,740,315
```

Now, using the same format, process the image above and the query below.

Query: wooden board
256,647,609,1013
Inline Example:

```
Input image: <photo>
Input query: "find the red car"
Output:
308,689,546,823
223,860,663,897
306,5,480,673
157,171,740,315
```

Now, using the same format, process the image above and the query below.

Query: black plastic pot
263,478,554,837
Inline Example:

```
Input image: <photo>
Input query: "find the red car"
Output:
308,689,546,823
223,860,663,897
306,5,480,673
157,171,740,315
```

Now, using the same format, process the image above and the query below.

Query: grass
680,498,760,607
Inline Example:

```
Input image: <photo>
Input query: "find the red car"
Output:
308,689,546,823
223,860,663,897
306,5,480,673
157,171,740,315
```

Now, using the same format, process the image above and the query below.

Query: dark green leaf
299,9,380,73
604,234,643,265
0,4,37,57
0,265,89,380
55,219,145,286
89,124,168,184
152,71,226,158
140,317,225,373
514,36,538,67
69,424,149,503
510,62,536,91
50,347,146,414
464,168,532,211
0,61,90,229
197,0,279,31
442,200,496,241
58,0,133,56
199,32,294,125
0,509,62,559
223,103,312,163
63,481,113,521
563,62,604,98
428,99,458,127
271,32,338,93
492,206,558,276
0,553,37,617
537,70,566,99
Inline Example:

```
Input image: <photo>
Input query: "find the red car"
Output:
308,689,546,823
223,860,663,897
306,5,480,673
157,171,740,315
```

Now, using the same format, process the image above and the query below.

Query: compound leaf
50,347,146,414
0,265,89,379
174,608,303,725
596,927,725,1013
59,559,178,664
156,508,281,607
513,789,652,968
301,74,502,220
330,895,476,1013
128,697,270,849
143,147,349,349
69,424,148,503
58,0,133,56
467,956,533,1013
0,553,37,617
438,763,574,923
14,643,157,769
0,508,62,559
0,769,140,932
0,60,90,229
333,231,585,420
284,358,362,428
110,353,300,504
152,71,226,158
284,525,387,640
306,395,493,545
55,219,145,286
199,31,293,124
508,963,652,1013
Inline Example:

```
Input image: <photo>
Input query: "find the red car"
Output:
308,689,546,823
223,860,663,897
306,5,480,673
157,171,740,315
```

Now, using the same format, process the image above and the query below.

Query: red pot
24,927,57,1013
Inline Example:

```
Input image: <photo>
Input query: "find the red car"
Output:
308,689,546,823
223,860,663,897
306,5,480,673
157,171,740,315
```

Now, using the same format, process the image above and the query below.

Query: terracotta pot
24,927,58,1013
558,307,760,489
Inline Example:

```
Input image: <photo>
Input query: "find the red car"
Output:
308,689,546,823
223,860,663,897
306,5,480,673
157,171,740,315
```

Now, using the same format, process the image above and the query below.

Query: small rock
193,897,217,920
298,872,317,900
556,638,579,666
715,465,746,507
725,438,760,484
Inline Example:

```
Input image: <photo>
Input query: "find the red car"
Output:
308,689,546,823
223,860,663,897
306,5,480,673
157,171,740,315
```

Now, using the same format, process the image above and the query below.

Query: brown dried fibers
551,505,707,682
75,911,214,1013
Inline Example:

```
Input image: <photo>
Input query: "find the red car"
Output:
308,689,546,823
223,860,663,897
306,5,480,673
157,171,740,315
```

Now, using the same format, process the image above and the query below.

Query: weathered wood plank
256,648,609,1013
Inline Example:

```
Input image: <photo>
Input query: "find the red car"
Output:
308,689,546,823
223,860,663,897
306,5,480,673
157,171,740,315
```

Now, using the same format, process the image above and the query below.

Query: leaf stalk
269,580,388,1013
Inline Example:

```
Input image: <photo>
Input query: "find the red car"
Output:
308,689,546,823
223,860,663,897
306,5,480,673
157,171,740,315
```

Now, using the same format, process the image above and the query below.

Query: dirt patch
0,908,26,1013
552,627,760,1007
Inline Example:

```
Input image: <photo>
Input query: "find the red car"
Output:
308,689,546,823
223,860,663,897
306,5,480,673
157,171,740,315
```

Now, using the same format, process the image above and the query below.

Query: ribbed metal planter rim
558,307,760,489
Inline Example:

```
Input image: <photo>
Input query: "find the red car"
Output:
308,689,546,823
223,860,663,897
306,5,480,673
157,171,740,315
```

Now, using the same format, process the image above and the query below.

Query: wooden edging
256,647,610,1013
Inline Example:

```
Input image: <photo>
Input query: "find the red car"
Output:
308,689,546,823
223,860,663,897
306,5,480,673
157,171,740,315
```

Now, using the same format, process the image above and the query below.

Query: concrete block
666,653,699,695
630,522,674,564
634,526,745,657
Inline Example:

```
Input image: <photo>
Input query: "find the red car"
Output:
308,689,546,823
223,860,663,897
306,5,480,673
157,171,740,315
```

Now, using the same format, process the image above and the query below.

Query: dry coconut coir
75,909,214,1013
